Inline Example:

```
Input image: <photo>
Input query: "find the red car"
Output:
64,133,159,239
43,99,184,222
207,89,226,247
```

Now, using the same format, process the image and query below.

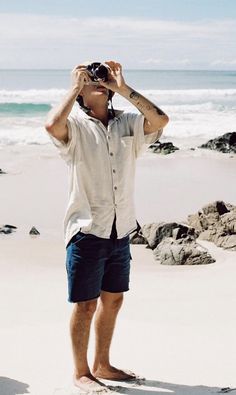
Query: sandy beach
1,143,236,395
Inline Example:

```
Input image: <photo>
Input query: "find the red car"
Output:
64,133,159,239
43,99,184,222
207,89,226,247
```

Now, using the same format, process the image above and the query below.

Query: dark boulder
149,141,179,155
199,132,236,154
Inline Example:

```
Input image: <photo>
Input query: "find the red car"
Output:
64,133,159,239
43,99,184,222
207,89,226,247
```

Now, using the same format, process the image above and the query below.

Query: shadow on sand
0,377,29,395
111,379,234,394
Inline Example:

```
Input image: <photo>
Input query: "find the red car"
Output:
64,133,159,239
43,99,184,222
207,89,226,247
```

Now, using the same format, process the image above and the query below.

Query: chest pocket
120,136,133,147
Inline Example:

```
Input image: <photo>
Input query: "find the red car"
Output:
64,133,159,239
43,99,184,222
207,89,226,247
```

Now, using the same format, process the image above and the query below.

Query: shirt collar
73,105,124,124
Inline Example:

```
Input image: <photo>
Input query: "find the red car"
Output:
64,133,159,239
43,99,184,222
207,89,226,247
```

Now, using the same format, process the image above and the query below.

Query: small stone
0,227,12,234
4,224,17,229
29,227,40,235
0,224,17,234
0,169,7,174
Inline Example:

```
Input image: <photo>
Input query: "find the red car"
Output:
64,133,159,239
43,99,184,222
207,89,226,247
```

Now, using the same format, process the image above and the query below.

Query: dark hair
76,90,115,117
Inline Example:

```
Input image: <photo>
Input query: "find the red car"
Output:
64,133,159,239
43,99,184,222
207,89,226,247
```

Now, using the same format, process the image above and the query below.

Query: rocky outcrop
188,201,236,250
132,201,236,263
138,222,212,265
154,237,215,265
141,222,197,249
149,141,179,155
0,169,7,175
199,132,236,154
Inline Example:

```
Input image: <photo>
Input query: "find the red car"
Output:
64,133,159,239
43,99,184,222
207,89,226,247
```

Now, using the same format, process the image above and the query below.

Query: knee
75,299,98,317
101,293,124,311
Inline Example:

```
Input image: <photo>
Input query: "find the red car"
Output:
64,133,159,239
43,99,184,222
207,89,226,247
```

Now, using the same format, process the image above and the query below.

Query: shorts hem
68,293,100,303
101,287,130,294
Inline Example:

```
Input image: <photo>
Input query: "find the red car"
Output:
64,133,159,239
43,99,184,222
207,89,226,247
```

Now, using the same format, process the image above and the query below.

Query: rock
129,231,147,244
141,222,197,249
3,224,17,229
202,201,229,216
29,226,40,235
0,224,17,234
0,169,7,174
188,201,236,251
188,201,229,232
0,227,12,234
199,132,236,153
149,141,179,155
154,237,215,265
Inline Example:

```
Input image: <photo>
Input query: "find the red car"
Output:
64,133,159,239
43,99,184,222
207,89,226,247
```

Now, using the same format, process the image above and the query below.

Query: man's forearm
118,85,168,129
46,86,80,131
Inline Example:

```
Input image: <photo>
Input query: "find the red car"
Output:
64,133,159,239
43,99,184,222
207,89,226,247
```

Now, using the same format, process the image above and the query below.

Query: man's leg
70,299,108,391
92,291,136,380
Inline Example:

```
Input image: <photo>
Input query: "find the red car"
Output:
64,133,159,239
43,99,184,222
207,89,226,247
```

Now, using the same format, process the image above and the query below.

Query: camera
86,62,109,82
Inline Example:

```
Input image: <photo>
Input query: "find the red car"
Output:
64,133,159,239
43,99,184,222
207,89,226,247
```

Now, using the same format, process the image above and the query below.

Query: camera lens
94,65,108,82
86,62,109,82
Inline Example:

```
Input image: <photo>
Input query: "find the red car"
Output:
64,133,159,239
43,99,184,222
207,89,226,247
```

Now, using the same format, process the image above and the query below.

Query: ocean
0,69,236,146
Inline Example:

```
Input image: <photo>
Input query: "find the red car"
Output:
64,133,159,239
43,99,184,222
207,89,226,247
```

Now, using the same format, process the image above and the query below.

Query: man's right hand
71,65,90,93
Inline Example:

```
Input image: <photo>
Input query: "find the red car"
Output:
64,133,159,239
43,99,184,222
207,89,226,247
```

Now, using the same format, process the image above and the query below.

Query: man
45,60,169,393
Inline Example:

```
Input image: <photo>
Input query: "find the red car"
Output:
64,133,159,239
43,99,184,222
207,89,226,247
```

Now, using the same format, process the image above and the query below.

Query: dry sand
0,144,236,395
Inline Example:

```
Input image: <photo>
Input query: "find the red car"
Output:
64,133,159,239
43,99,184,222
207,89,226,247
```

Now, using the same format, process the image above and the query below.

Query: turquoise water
0,69,235,145
0,103,51,116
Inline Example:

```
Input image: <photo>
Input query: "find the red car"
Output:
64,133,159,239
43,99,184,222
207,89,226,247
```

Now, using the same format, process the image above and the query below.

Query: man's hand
45,65,90,143
99,61,127,93
71,65,91,93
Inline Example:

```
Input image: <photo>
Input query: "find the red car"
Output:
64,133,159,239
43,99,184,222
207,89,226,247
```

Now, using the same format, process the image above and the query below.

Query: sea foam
0,88,235,146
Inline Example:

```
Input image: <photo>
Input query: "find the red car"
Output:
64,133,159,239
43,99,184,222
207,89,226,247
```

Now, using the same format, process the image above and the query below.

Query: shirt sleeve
46,114,78,163
125,113,163,158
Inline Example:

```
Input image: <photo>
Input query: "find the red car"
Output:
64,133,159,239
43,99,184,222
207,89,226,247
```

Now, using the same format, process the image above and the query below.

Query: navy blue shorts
65,226,131,303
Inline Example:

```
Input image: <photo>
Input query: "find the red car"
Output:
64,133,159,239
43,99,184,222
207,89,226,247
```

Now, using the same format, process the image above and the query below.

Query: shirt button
110,152,113,156
107,135,111,139
113,169,116,173
114,186,117,190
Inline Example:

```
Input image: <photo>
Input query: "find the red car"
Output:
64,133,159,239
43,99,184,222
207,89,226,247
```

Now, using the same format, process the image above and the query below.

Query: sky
0,0,235,69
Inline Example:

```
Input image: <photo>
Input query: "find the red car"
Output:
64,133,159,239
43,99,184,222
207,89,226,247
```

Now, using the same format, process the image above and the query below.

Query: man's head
76,61,114,112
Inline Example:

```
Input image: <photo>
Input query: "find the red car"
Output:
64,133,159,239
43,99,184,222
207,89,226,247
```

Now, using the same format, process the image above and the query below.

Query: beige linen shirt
49,107,161,247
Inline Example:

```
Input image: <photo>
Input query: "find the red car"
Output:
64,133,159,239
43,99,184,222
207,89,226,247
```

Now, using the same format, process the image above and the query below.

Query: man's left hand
99,61,126,93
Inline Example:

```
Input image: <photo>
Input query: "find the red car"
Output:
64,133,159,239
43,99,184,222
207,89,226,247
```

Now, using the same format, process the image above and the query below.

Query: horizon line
0,68,236,72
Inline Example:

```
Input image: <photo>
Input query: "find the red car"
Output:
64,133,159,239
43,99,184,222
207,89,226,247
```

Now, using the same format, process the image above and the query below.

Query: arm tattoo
130,90,165,116
129,91,140,101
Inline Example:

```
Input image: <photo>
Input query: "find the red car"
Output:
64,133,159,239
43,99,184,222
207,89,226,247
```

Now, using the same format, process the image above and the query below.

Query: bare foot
73,373,109,393
93,365,139,381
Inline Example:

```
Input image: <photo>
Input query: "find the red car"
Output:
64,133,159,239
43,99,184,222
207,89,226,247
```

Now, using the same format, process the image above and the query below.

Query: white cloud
0,13,235,69
211,59,236,66
141,58,162,65
141,58,191,66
